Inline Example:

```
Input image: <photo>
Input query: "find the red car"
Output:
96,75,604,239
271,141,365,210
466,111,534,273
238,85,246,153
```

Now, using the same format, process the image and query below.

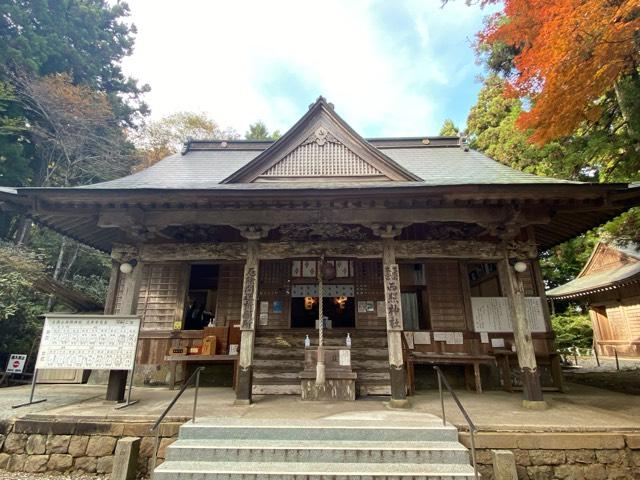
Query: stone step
252,384,301,395
178,419,459,443
153,460,477,479
166,439,470,464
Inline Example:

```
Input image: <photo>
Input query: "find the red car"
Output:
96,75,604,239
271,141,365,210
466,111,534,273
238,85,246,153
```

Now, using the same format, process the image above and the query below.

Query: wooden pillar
106,253,143,402
381,235,409,408
235,239,260,405
500,253,546,409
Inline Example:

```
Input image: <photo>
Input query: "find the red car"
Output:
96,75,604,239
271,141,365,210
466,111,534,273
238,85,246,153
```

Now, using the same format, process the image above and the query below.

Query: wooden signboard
37,314,140,370
471,297,546,333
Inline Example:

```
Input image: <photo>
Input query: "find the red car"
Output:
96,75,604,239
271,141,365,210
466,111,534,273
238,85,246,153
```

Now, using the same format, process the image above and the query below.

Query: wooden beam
139,239,538,262
96,206,551,228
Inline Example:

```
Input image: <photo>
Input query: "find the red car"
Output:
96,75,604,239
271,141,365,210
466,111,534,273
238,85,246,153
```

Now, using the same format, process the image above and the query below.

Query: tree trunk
614,74,640,144
47,237,68,311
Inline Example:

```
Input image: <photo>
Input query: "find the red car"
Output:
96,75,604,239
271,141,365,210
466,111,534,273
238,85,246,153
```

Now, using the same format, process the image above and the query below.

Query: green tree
0,0,148,124
132,112,239,170
245,121,281,140
439,119,459,136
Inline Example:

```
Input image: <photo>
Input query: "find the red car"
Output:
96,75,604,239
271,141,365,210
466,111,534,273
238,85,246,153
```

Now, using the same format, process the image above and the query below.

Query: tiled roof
82,144,575,190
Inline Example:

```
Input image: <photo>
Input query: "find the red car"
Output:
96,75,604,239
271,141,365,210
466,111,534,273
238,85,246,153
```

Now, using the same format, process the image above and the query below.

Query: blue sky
122,0,498,137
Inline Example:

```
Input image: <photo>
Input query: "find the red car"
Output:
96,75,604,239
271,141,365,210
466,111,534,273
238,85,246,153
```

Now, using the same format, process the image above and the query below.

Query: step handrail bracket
433,366,479,480
149,366,205,474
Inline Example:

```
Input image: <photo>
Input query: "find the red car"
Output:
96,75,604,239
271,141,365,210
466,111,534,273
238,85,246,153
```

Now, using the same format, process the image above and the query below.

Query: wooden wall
215,263,244,327
257,260,291,329
588,285,640,356
354,259,386,329
425,261,467,331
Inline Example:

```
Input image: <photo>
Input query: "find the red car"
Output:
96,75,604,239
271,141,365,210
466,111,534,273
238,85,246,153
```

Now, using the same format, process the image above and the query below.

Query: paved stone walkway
1,381,638,432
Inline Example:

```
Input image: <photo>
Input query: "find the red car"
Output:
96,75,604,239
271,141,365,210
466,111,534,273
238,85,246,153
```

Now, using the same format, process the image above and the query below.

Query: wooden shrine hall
2,97,639,408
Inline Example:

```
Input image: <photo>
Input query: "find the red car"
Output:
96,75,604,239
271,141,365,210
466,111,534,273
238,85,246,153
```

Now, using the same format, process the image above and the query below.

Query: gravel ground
0,474,110,479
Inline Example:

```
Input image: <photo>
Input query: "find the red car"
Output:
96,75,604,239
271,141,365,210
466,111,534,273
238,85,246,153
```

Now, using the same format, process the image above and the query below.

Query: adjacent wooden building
2,97,639,406
547,242,640,357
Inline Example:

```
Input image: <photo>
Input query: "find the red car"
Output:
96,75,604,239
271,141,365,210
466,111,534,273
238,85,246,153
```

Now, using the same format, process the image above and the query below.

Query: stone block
565,449,595,464
112,437,140,480
526,465,553,480
159,423,180,437
605,466,634,479
475,449,493,464
553,464,585,480
491,450,518,480
583,463,607,480
86,435,117,457
7,453,26,471
23,454,49,473
625,434,640,449
75,422,124,436
529,450,565,466
630,450,640,467
139,436,155,458
96,455,114,474
0,452,9,469
47,453,73,472
13,419,75,436
74,456,97,473
516,465,530,480
157,438,174,459
595,449,628,466
25,434,47,454
4,433,27,454
68,435,89,457
513,448,531,466
122,423,153,437
46,434,70,453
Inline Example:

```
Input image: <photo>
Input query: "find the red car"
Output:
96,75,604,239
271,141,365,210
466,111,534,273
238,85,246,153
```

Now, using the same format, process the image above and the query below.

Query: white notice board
36,315,140,370
471,297,547,333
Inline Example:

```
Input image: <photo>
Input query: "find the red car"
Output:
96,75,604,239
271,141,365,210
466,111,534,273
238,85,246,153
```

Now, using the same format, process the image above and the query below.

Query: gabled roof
222,97,420,183
547,242,640,299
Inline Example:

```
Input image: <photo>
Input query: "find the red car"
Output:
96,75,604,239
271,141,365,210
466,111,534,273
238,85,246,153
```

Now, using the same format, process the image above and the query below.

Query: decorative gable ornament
222,97,420,184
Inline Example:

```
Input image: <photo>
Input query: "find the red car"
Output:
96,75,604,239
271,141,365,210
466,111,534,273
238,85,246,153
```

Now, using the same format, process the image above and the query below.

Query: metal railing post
192,368,202,424
433,366,479,480
437,370,445,426
148,366,206,476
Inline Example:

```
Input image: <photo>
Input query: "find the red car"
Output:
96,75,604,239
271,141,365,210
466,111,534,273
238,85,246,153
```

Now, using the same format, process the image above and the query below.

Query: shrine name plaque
36,314,140,370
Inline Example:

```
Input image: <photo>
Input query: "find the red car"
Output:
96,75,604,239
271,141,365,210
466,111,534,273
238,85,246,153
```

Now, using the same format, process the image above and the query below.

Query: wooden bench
406,352,496,395
493,349,564,392
164,354,239,390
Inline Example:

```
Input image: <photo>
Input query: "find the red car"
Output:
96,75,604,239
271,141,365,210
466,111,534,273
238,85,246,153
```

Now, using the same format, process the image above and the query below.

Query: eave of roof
546,261,640,299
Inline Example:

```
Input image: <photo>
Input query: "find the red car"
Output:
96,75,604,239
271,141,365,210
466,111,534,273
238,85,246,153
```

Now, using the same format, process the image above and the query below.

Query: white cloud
122,0,491,137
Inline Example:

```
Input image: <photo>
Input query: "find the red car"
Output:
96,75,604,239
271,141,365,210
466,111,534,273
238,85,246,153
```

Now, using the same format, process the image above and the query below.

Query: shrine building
2,97,639,407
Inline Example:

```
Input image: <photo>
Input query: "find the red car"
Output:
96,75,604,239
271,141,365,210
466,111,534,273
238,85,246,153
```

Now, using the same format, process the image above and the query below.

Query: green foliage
439,119,459,136
539,234,599,289
0,241,46,354
551,313,593,350
245,121,281,140
0,0,148,123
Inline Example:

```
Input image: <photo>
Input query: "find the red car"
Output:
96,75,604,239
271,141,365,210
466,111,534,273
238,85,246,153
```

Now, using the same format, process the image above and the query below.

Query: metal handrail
149,366,205,474
433,366,479,480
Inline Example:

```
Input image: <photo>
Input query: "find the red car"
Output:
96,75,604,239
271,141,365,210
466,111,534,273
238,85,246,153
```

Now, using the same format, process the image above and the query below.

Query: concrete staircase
252,329,391,396
154,417,478,479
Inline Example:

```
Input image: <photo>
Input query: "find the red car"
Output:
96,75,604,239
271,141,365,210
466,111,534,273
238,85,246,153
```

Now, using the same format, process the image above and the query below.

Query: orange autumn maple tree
479,0,640,143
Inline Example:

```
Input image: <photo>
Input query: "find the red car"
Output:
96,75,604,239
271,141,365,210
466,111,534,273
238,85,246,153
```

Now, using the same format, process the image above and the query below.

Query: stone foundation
1,418,638,478
459,431,640,479
0,418,179,477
